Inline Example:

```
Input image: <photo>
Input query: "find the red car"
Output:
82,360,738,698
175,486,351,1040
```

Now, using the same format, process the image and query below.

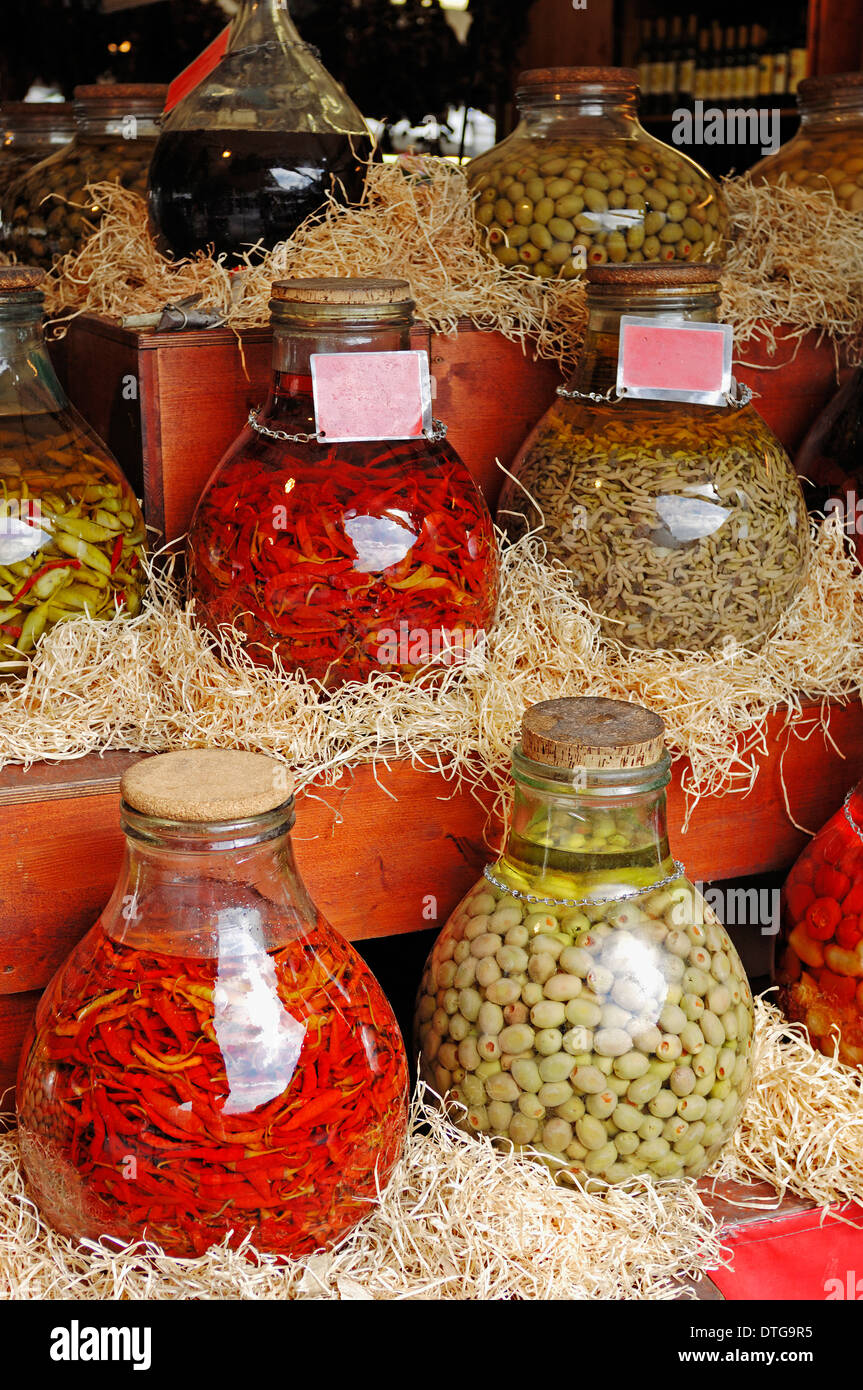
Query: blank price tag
311,350,432,443
617,317,733,406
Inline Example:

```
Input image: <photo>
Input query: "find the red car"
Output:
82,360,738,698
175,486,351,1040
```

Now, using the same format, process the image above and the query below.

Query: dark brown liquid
147,128,371,261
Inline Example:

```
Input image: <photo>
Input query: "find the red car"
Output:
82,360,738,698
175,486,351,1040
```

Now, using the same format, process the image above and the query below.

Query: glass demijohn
414,697,755,1183
17,749,409,1257
187,277,499,687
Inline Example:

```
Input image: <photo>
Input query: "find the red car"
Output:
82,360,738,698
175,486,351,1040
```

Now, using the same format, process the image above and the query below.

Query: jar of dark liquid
148,0,372,262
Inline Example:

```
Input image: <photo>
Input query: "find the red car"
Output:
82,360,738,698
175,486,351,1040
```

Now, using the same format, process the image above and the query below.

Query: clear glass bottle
414,696,755,1183
751,73,863,211
0,103,75,207
17,749,409,1258
187,277,499,688
0,267,146,677
148,0,372,263
776,778,863,1071
1,85,166,267
496,264,810,653
467,66,725,280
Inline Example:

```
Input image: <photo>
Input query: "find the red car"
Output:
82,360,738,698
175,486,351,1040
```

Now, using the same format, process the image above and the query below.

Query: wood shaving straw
1,999,860,1299
722,173,863,364
1,516,862,822
43,162,587,365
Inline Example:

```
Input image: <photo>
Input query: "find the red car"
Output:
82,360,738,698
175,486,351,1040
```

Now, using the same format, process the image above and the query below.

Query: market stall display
15,749,409,1258
751,73,863,210
148,0,371,262
467,67,725,278
0,267,146,676
0,86,166,268
0,104,75,206
415,697,755,1184
496,264,810,652
776,778,863,1071
187,277,500,686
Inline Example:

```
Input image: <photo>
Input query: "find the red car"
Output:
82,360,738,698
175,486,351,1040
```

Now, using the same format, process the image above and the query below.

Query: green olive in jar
751,74,863,212
468,68,725,279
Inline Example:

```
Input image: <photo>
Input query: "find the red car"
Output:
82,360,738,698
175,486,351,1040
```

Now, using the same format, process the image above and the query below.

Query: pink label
311,351,429,442
619,321,728,395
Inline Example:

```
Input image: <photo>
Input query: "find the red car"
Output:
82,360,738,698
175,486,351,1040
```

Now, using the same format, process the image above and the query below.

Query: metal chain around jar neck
556,381,753,409
482,859,686,909
843,787,863,842
248,407,448,445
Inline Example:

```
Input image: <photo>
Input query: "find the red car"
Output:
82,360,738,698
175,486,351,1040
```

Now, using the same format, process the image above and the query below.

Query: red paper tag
311,351,432,442
164,26,230,115
617,317,732,406
709,1202,863,1301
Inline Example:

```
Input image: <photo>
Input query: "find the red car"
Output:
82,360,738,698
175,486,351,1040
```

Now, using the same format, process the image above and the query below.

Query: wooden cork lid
74,84,168,103
121,750,294,822
587,264,722,288
0,267,45,293
271,278,413,306
521,697,666,770
517,67,638,94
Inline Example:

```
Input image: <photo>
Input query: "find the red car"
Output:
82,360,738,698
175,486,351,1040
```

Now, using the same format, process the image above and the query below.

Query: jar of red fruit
187,277,500,688
17,749,409,1257
776,781,863,1069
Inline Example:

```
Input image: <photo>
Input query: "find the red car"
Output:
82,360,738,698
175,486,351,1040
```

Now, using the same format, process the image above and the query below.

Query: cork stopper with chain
121,749,294,823
521,697,666,771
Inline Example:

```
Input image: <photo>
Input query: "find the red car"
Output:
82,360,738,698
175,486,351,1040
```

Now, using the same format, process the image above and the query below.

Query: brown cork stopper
799,73,863,102
74,84,168,103
517,67,638,94
521,697,666,771
121,750,294,823
0,266,46,293
587,263,722,288
271,277,413,306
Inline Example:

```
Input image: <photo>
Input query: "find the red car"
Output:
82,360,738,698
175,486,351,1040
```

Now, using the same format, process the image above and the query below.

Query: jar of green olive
496,263,810,652
414,696,755,1184
467,66,725,279
751,73,863,210
1,84,166,267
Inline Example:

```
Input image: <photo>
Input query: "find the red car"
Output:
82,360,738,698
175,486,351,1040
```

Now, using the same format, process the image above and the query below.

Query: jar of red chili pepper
17,749,409,1258
776,780,863,1070
186,278,500,687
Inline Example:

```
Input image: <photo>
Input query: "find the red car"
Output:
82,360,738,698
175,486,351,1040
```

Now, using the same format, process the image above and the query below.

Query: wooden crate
2,697,863,1104
60,315,562,544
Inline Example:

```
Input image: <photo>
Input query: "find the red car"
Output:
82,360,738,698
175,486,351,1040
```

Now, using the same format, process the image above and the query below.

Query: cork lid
271,277,413,306
521,697,666,770
517,67,638,97
121,750,294,822
799,72,863,102
0,266,46,294
74,84,168,102
587,263,722,288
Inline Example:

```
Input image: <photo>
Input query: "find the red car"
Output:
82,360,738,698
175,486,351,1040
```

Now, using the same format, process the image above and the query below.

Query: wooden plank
0,992,39,1116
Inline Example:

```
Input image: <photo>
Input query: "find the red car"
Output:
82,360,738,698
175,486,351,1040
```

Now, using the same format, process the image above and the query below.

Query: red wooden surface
735,325,839,458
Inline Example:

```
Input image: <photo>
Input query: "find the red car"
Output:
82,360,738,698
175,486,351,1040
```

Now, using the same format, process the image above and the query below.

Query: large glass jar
0,103,74,207
775,780,863,1070
148,0,372,263
17,749,409,1257
187,277,500,687
0,267,145,677
751,74,863,211
414,697,755,1183
1,85,166,268
467,67,725,280
496,264,810,652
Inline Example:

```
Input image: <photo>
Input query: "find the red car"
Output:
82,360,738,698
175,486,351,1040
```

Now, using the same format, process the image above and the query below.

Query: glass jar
0,267,146,677
1,85,166,268
496,264,810,652
467,67,725,280
148,0,372,263
751,74,863,211
17,749,409,1257
0,103,75,207
414,697,755,1183
187,277,499,687
775,780,863,1070
795,366,863,562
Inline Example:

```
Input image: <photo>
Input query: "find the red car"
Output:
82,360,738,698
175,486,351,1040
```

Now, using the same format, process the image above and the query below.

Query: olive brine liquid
147,129,372,261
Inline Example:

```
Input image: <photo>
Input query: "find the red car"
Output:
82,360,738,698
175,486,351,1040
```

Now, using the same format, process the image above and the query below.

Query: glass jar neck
497,747,675,899
227,0,302,52
799,93,863,129
0,294,69,417
518,93,642,139
2,107,74,152
74,104,161,141
574,288,720,395
270,310,413,400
